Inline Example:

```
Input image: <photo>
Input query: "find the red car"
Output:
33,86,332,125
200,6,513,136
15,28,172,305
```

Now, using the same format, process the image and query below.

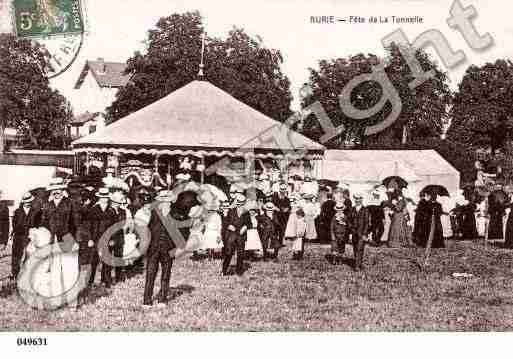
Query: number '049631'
16,337,48,346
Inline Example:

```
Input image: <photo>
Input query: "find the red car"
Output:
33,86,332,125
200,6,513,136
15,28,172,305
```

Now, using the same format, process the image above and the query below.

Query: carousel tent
72,80,324,159
321,150,460,194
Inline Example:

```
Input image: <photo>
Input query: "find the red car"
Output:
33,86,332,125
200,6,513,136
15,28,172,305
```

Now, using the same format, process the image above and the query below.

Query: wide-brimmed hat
176,173,191,181
21,192,35,203
302,192,315,199
47,178,66,191
95,187,110,198
155,190,175,202
110,191,126,204
263,202,276,211
235,194,247,206
220,200,231,209
353,192,364,200
334,202,345,211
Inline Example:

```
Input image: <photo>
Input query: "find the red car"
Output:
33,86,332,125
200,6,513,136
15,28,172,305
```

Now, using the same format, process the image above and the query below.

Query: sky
5,0,513,113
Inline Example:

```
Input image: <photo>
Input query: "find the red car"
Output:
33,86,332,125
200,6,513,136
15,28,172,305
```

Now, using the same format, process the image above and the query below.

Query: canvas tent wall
321,150,460,195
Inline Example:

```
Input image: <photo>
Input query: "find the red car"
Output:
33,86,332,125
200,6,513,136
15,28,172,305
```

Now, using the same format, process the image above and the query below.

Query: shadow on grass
157,284,195,301
80,285,112,306
0,280,17,298
325,253,355,269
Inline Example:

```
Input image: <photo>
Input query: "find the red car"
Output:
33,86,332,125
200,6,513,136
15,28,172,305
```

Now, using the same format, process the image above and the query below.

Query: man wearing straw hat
143,189,178,307
11,192,41,280
81,187,115,288
41,178,80,247
222,193,247,276
348,192,370,272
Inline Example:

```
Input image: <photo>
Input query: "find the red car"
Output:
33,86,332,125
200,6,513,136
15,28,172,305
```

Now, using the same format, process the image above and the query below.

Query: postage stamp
11,0,86,78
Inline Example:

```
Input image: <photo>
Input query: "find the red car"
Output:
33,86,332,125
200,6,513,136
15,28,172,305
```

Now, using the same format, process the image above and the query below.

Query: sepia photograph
0,0,512,353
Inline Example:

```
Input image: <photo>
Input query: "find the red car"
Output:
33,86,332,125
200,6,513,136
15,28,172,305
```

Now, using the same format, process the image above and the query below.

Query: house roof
72,80,324,157
74,59,131,89
70,111,101,125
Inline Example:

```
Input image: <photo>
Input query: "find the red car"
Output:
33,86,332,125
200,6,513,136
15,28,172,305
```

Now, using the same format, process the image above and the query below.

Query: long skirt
18,244,79,309
441,214,453,238
381,215,391,243
305,216,317,240
476,215,487,237
291,237,303,252
388,212,411,247
245,229,263,251
202,229,223,250
488,212,504,240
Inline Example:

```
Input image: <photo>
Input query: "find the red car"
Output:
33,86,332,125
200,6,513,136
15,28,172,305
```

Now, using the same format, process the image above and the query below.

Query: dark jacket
12,206,41,247
147,208,190,255
0,203,10,246
349,206,370,238
41,198,80,241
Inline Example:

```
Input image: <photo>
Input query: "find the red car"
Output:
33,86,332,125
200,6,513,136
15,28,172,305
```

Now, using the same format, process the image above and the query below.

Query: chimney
97,57,106,73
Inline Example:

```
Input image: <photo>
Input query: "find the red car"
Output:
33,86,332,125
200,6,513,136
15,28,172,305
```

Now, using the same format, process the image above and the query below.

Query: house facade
73,58,131,115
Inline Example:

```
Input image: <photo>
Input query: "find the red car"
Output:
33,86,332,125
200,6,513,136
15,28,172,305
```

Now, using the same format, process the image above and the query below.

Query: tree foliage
447,59,513,152
302,43,452,147
107,11,292,123
0,33,72,150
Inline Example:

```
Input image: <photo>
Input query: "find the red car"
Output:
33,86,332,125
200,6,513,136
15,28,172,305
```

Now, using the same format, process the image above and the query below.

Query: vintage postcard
0,0,511,356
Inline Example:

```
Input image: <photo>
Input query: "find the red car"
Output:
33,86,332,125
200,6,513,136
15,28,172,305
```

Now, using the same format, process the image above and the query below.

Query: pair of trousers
222,240,245,275
352,235,366,268
143,249,173,305
11,237,27,279
331,234,346,255
101,242,124,286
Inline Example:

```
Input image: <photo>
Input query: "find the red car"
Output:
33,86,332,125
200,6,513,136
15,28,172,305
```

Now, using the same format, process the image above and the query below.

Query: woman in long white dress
300,193,320,241
202,205,223,259
18,227,79,310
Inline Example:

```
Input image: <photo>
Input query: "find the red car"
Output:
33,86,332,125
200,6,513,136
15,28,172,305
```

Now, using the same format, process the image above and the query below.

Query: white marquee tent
321,150,460,196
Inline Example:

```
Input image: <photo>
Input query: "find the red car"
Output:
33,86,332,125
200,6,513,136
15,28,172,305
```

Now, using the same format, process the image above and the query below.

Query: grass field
1,241,513,331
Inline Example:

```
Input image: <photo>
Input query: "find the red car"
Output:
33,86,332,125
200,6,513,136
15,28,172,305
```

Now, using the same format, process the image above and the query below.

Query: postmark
11,0,86,78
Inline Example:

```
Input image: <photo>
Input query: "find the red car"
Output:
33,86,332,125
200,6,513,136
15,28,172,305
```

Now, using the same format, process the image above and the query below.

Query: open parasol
420,184,450,197
382,176,409,190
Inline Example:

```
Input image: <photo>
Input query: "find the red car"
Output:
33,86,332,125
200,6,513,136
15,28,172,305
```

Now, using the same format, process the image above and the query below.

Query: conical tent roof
72,80,324,158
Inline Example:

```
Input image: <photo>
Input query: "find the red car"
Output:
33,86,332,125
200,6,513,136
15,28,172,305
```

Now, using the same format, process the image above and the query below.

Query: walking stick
422,207,436,269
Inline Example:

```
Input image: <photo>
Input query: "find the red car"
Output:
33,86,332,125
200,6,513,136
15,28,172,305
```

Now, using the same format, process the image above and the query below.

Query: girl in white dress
292,208,307,259
381,203,393,244
202,206,223,259
243,201,263,253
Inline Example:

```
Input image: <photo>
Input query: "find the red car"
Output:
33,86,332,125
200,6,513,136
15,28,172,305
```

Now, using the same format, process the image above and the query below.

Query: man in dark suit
0,191,9,250
41,178,80,246
143,190,189,307
222,194,247,276
11,192,41,280
81,188,115,287
272,183,291,243
349,193,370,271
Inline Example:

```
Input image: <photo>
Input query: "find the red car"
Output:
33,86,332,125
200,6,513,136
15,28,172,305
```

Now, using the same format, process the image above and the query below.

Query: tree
0,33,72,151
107,11,292,123
447,60,513,152
301,43,452,147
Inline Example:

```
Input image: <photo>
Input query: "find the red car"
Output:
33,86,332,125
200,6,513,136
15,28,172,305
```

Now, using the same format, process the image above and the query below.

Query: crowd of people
2,166,513,309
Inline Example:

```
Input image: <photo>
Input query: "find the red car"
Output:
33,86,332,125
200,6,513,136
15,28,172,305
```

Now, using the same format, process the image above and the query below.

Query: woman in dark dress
504,195,513,248
458,201,478,240
488,194,505,240
413,192,444,248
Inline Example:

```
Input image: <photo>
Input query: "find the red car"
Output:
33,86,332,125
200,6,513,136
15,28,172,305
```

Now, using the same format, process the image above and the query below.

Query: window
89,125,97,134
